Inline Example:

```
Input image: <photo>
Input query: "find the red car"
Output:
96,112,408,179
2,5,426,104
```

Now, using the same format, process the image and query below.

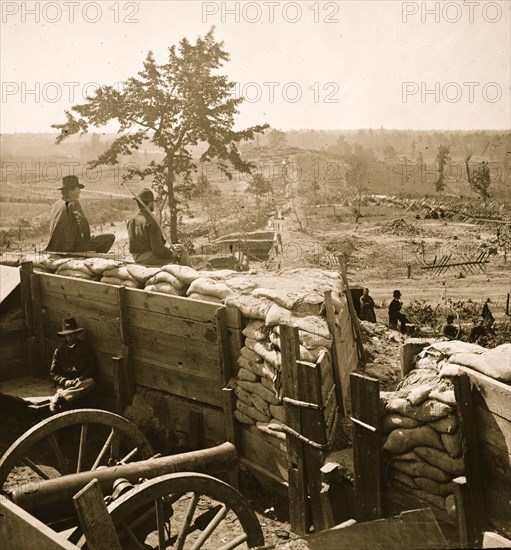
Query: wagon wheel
0,409,154,494
76,472,264,550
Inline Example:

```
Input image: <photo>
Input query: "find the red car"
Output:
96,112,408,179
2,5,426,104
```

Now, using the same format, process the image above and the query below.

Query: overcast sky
1,0,510,133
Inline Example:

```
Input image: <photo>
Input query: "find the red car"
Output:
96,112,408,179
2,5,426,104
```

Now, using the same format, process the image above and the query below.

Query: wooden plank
0,498,79,550
457,366,511,422
238,424,288,482
133,360,223,408
483,531,511,548
479,443,511,484
324,290,345,415
127,307,217,344
350,372,382,521
280,324,309,535
40,289,119,319
239,456,288,498
483,482,511,538
227,328,243,373
126,287,221,323
243,423,287,453
38,273,119,304
73,479,121,550
116,287,133,403
19,262,34,332
130,326,221,381
225,305,243,330
215,307,231,385
30,273,47,379
453,373,485,547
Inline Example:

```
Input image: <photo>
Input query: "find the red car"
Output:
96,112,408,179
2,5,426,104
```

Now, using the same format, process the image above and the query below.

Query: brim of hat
58,183,85,190
57,328,84,335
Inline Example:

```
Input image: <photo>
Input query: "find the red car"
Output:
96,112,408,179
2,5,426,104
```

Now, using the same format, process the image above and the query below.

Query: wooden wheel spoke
48,433,69,475
175,492,199,550
21,456,51,480
219,532,249,550
91,428,115,471
119,521,147,550
77,424,88,473
190,504,228,550
118,446,139,465
155,497,167,550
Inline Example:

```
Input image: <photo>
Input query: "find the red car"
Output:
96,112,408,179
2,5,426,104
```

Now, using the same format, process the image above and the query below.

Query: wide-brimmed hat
134,188,155,203
57,317,84,335
59,175,84,191
393,290,402,298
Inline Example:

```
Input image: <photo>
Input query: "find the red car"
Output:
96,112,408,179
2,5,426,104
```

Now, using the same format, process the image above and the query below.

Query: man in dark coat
45,175,115,253
388,290,409,334
49,318,97,413
360,288,377,322
127,188,191,266
441,315,461,340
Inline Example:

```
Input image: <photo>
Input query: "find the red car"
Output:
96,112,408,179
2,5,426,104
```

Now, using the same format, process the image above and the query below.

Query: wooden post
296,359,335,532
337,256,366,367
73,479,122,550
350,372,382,521
111,357,132,415
20,262,36,376
324,290,344,414
280,324,309,536
115,287,134,405
452,373,485,547
30,273,46,379
506,293,510,316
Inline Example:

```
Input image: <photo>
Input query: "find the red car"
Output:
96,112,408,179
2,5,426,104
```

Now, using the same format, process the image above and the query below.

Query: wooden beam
30,273,47,379
72,479,122,550
324,290,345,415
350,372,382,521
20,262,34,332
280,324,310,536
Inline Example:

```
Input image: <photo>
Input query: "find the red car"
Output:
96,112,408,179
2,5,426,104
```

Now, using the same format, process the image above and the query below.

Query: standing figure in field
481,298,495,327
127,188,191,266
441,314,461,340
360,288,377,323
49,318,97,413
388,290,409,334
45,176,115,254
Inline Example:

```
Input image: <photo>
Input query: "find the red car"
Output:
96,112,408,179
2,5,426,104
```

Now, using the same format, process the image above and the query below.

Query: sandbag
187,293,223,304
146,271,185,289
126,265,161,284
144,283,180,295
101,277,139,288
59,269,96,280
234,385,253,406
441,431,462,458
242,320,268,341
414,399,454,422
237,380,281,405
162,264,201,285
388,451,419,462
102,266,133,281
224,277,258,294
397,369,439,391
260,376,278,394
294,293,324,316
445,494,456,519
187,278,232,300
251,393,271,417
414,446,464,476
413,477,455,497
265,304,330,340
391,459,450,482
383,396,417,418
268,333,327,363
84,258,123,274
236,399,271,423
57,259,94,275
430,414,458,434
383,425,443,455
394,484,446,511
382,413,419,435
252,342,281,370
252,288,301,310
237,356,276,381
238,368,259,382
429,388,456,406
240,346,263,364
407,384,437,406
234,410,254,425
448,343,511,383
224,294,272,320
387,469,416,489
272,325,331,349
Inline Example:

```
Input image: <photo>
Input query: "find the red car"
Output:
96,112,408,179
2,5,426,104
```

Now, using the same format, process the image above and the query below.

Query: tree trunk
166,155,178,243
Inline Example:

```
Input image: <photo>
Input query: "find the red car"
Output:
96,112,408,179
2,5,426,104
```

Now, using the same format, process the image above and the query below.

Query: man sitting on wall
49,318,97,413
127,188,191,266
45,175,115,254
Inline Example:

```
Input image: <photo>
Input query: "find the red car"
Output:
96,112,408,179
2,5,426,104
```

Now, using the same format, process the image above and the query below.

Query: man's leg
88,234,115,253
58,378,96,404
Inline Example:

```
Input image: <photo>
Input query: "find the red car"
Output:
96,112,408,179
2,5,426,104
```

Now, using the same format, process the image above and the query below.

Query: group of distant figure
358,286,497,343
45,175,190,266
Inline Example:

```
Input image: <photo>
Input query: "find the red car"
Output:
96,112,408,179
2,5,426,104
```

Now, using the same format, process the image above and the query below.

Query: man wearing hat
127,188,191,266
49,318,97,413
388,290,410,334
45,175,115,253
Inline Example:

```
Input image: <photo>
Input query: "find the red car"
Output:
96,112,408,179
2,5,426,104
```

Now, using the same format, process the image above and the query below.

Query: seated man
441,314,461,340
45,175,115,254
49,318,97,413
127,188,191,266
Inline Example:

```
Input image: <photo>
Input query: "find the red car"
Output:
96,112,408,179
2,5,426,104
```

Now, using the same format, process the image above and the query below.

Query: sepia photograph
0,1,510,548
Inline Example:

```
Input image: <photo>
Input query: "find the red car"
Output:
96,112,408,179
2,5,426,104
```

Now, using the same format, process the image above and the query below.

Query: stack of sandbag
144,264,202,296
100,266,142,288
382,366,463,520
56,259,98,280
